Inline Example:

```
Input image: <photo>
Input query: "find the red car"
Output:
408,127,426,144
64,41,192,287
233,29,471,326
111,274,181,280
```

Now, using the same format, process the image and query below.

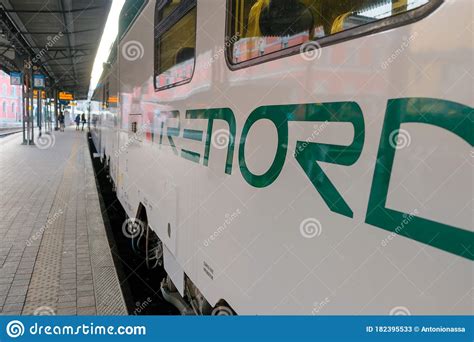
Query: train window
154,0,197,90
227,0,434,66
157,0,182,21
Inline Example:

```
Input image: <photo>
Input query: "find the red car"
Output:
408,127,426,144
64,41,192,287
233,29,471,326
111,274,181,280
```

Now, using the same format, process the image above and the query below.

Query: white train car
89,99,101,156
92,0,473,315
91,57,120,184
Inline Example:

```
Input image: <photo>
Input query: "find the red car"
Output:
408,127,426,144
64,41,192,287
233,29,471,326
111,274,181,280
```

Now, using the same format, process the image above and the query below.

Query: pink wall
0,70,23,122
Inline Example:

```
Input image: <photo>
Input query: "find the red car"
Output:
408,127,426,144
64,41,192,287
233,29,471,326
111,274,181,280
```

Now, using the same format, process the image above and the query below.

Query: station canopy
0,0,112,99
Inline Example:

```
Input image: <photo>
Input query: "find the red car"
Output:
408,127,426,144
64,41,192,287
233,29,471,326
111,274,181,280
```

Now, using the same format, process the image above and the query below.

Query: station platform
0,128,127,315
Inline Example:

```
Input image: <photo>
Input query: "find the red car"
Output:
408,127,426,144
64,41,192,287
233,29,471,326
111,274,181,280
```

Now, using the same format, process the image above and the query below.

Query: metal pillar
23,62,33,145
22,66,26,144
37,89,42,137
45,92,50,134
30,71,34,145
54,89,59,130
48,94,52,133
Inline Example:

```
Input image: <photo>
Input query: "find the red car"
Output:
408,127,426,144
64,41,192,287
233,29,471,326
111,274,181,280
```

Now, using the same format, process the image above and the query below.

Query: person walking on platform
81,113,86,131
75,114,81,131
59,112,65,132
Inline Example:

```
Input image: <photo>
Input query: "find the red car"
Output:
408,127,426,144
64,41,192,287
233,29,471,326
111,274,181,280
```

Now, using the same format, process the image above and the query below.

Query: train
90,0,473,315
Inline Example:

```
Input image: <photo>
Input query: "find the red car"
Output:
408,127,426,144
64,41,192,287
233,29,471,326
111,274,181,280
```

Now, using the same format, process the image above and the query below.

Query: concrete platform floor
0,128,127,315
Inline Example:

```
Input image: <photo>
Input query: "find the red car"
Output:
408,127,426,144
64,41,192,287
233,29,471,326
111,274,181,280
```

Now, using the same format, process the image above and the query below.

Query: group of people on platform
74,113,87,131
55,112,86,132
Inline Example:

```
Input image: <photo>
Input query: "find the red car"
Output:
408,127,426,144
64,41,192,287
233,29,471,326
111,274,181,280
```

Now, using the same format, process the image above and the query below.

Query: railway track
0,128,22,138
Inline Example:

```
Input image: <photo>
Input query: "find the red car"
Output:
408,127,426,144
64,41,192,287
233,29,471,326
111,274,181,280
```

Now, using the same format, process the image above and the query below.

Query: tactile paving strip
94,267,128,315
21,136,127,315
89,239,115,268
22,141,78,315
83,148,127,315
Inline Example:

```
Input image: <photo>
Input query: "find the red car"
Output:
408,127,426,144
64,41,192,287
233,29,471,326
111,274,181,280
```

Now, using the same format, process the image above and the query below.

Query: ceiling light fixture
87,0,125,100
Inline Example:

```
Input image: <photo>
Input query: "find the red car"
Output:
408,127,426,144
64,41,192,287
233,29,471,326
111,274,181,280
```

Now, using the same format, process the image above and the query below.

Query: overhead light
87,0,126,100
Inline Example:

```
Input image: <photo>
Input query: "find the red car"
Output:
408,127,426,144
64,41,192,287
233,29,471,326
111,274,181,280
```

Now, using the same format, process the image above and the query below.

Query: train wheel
145,224,163,270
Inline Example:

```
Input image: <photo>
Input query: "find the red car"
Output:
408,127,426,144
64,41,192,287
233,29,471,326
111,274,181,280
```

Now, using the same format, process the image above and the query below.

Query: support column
54,89,59,131
37,89,42,137
22,63,27,144
30,71,34,145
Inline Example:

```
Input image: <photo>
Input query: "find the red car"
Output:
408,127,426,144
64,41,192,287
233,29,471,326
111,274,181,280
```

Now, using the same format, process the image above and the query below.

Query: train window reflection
158,0,182,21
228,0,431,65
154,2,196,90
